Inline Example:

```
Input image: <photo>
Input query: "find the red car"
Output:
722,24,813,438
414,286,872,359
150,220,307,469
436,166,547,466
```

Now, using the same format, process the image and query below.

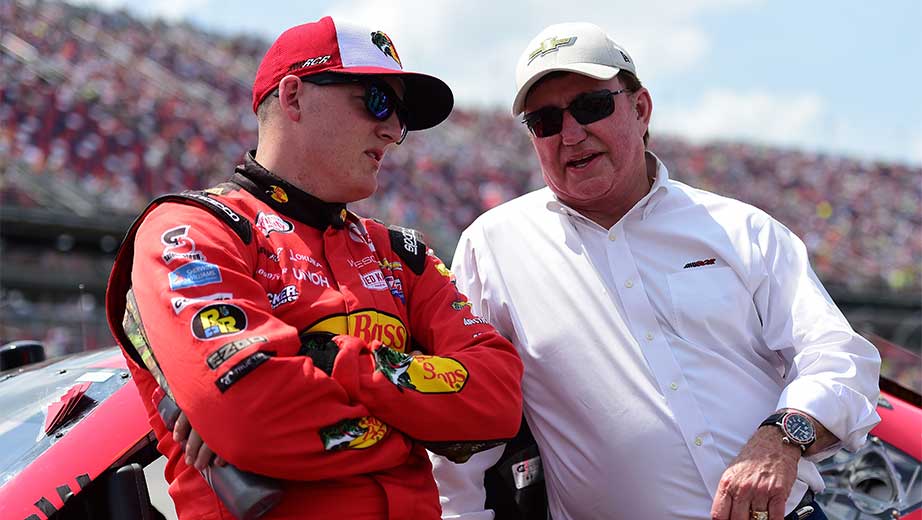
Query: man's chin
549,181,616,208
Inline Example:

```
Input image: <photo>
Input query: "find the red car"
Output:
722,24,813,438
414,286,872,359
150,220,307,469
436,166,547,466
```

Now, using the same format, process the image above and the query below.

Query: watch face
782,413,815,444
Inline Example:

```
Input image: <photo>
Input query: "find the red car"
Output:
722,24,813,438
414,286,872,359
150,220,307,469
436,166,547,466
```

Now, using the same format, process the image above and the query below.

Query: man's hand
173,412,227,471
710,425,800,520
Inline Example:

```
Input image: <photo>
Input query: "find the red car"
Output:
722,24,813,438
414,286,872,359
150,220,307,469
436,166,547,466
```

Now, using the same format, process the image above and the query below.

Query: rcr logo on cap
527,36,576,64
289,55,331,72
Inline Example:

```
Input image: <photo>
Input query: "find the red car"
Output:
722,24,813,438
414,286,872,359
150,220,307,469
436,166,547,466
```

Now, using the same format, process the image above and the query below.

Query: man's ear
277,75,303,122
634,87,652,127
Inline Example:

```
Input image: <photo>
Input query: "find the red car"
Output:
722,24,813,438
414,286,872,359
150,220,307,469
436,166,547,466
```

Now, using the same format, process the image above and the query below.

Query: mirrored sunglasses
522,88,628,138
300,72,409,144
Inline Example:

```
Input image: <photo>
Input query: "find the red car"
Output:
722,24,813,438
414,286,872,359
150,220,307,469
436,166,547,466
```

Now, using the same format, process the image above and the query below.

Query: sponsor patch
269,185,288,203
268,285,299,309
379,258,403,272
207,336,268,370
433,256,454,281
215,351,272,392
401,229,418,254
161,225,205,263
170,292,233,315
192,303,247,340
288,249,323,268
293,267,330,287
181,192,245,225
375,349,469,393
386,275,405,303
451,300,472,311
168,261,222,290
320,416,389,451
512,455,544,490
360,269,388,291
305,310,409,351
388,225,427,274
463,317,489,326
288,55,331,71
256,268,282,281
256,211,294,237
379,258,406,302
370,31,402,67
348,255,378,269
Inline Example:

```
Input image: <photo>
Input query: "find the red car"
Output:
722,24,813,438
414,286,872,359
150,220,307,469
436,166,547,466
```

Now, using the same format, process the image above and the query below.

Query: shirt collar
544,151,672,228
641,151,671,219
232,150,348,230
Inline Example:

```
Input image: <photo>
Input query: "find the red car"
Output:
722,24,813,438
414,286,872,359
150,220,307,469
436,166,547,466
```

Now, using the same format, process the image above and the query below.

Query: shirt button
608,233,617,241
625,279,634,288
670,382,678,391
645,332,654,341
694,437,703,446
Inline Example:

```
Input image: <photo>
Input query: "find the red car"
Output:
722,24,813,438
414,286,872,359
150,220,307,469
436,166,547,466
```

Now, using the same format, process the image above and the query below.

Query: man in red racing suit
105,17,523,520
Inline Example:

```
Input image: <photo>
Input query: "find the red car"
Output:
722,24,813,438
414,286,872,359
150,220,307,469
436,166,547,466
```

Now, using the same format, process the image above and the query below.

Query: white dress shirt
432,154,881,520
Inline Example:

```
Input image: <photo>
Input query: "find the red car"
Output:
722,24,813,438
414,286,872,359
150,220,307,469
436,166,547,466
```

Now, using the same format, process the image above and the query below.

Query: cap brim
512,63,620,116
326,67,454,131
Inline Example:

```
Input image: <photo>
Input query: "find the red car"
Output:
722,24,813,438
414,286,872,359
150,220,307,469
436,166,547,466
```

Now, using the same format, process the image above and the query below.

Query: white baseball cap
512,22,637,116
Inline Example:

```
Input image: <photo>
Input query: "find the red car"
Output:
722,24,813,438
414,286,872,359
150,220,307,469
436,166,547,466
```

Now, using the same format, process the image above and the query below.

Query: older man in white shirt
431,22,881,520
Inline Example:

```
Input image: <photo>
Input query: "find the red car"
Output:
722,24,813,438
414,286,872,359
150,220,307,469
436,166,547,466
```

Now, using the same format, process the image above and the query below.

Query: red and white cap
252,16,454,130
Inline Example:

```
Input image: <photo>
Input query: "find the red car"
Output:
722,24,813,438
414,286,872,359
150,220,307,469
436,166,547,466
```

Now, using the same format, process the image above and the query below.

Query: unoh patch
191,303,247,340
168,261,222,290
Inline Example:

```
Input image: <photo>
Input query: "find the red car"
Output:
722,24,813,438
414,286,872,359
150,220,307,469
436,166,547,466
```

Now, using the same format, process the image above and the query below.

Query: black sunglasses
280,72,409,144
522,89,628,138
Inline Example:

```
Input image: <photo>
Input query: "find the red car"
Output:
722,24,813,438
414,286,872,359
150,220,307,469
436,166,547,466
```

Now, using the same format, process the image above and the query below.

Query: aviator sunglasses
522,88,628,138
279,72,410,144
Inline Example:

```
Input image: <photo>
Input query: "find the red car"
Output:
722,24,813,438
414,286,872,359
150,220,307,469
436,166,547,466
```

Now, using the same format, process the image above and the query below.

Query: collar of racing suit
231,150,349,230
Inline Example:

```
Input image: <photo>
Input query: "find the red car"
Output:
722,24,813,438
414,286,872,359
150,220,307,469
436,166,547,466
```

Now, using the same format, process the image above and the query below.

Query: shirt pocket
666,266,752,348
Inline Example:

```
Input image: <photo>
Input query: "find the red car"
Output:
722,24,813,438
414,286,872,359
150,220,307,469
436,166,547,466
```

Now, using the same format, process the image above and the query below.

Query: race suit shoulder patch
151,191,253,245
387,225,427,275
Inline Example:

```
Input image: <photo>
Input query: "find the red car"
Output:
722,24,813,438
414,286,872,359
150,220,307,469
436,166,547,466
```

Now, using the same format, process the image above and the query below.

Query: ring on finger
751,511,769,520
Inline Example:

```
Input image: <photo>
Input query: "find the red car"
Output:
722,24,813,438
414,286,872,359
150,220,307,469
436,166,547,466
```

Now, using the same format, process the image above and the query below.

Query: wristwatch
759,411,816,453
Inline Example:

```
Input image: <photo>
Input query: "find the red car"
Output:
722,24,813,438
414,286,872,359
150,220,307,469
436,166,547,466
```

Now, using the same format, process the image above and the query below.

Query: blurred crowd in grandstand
1,0,920,388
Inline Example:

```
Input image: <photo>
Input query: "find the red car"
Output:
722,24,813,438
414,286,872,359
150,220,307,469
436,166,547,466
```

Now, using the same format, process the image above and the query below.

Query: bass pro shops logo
374,348,469,394
320,416,389,451
370,31,402,67
305,310,409,351
191,303,247,341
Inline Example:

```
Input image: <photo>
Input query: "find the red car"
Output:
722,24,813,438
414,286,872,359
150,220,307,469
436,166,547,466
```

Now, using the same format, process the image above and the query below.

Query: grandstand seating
1,0,920,298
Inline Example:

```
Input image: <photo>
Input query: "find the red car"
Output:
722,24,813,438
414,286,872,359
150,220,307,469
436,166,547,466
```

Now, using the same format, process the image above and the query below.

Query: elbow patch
319,416,390,451
388,225,427,275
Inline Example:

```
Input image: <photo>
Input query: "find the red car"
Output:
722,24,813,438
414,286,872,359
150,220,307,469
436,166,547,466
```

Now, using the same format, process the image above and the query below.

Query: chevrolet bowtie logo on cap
527,36,576,64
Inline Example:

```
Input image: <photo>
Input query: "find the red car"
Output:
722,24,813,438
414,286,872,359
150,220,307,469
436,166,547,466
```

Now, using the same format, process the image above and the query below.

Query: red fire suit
105,153,524,519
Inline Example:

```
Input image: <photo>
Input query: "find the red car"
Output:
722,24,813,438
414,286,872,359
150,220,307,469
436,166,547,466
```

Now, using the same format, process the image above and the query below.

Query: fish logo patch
371,31,402,67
